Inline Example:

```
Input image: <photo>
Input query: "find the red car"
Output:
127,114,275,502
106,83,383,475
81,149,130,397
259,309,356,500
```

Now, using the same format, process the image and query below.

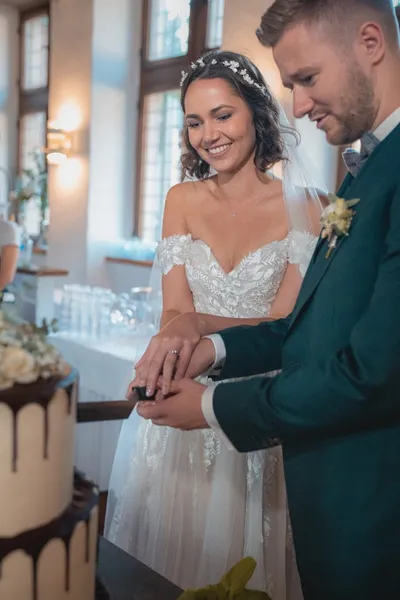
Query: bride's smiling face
184,78,256,174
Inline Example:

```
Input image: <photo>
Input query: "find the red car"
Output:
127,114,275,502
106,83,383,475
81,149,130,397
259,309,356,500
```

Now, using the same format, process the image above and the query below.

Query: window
136,0,225,244
18,6,50,237
206,0,225,49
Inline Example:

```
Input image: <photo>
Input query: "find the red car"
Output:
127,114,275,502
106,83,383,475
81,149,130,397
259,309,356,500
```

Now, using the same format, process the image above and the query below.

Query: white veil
279,107,326,276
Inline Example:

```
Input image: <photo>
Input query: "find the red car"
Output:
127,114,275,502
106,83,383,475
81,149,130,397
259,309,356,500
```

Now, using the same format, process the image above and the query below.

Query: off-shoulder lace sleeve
287,231,319,277
156,234,192,275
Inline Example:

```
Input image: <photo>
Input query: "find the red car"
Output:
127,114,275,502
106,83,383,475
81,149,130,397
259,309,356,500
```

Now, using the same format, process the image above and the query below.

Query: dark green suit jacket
213,123,400,599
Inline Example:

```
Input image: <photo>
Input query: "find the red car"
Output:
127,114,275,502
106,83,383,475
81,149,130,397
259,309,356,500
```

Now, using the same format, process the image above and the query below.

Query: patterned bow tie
342,132,380,177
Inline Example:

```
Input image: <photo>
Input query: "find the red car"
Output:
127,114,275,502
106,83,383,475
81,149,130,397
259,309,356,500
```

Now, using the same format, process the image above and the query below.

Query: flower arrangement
0,311,66,391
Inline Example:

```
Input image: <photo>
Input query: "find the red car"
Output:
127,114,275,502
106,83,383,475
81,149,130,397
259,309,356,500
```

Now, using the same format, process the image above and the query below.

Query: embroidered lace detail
156,234,317,469
141,419,170,468
247,451,264,491
158,233,317,317
288,230,318,277
160,235,288,318
157,233,192,275
202,430,221,469
154,233,318,468
263,447,282,538
196,374,221,469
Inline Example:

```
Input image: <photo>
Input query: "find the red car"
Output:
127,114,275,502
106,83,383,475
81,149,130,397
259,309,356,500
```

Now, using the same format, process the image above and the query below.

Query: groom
138,1,400,598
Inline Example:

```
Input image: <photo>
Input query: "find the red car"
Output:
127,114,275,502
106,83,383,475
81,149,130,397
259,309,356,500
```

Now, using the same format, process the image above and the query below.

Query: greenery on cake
0,311,67,390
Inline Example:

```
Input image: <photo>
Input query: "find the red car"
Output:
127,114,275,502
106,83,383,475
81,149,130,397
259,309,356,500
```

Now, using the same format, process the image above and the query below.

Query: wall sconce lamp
43,127,72,165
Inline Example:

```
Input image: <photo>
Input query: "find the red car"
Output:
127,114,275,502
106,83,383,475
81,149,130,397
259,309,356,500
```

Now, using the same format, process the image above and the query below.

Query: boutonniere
320,193,360,258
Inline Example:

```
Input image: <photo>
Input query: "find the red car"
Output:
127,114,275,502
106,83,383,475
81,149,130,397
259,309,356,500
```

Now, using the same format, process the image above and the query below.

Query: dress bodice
157,232,317,318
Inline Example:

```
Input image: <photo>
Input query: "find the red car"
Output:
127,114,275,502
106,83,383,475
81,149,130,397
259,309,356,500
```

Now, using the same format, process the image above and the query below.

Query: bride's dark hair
180,50,294,180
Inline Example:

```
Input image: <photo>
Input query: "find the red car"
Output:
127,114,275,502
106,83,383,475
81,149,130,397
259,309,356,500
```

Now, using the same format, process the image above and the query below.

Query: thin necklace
224,188,271,217
227,196,264,217
215,173,275,217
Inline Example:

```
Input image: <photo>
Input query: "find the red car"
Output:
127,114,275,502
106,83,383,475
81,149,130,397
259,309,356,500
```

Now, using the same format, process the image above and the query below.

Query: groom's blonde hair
257,0,399,48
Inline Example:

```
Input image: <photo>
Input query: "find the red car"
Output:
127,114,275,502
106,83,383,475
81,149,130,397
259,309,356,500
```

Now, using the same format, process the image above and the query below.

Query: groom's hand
136,379,208,430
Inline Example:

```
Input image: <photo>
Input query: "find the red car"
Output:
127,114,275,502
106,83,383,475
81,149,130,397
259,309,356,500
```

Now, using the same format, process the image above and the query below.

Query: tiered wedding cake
0,314,99,600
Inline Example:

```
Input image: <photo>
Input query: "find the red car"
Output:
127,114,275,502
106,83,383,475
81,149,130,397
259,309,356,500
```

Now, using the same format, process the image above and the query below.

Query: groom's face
273,22,376,145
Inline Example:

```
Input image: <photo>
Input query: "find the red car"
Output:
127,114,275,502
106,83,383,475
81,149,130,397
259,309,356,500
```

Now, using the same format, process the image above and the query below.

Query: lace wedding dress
105,232,316,599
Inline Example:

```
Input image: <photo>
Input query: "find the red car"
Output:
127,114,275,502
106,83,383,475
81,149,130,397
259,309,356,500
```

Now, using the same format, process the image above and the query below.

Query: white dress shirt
373,107,400,141
201,107,400,446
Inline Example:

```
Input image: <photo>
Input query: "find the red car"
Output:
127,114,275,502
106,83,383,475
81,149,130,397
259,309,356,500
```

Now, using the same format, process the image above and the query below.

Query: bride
105,50,324,599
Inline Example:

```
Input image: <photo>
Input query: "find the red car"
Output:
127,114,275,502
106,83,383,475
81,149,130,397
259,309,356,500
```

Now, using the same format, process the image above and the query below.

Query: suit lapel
288,124,400,332
289,173,354,328
337,172,355,197
289,226,348,329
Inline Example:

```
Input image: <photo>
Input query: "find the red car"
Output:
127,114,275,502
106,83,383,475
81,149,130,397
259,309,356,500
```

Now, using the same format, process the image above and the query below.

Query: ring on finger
168,349,179,355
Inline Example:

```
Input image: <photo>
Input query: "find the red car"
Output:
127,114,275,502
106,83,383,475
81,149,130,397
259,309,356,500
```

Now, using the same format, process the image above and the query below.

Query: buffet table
50,332,151,490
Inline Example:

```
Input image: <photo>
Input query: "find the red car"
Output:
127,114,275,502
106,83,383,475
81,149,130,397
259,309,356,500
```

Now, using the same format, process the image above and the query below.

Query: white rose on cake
0,329,23,347
0,346,39,385
35,349,64,378
0,310,67,387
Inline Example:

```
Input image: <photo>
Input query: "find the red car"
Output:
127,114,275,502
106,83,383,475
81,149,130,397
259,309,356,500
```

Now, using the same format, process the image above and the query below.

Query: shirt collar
373,107,400,142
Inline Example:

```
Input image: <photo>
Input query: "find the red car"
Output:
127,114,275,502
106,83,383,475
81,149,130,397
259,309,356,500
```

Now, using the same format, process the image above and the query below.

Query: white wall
106,261,153,294
0,5,18,208
46,0,144,290
47,0,94,284
222,0,284,101
86,0,142,287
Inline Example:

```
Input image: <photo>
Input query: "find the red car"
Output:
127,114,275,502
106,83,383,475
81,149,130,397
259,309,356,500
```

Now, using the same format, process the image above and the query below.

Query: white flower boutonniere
320,193,360,258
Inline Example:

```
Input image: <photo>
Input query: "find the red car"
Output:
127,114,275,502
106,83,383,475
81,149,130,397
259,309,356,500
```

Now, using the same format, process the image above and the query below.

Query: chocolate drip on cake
44,405,49,459
11,413,17,472
0,369,76,472
0,471,97,600
62,537,71,592
32,561,38,600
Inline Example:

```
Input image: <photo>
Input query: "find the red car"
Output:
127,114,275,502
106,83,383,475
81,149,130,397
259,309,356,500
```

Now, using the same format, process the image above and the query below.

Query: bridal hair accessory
180,58,268,95
177,557,271,600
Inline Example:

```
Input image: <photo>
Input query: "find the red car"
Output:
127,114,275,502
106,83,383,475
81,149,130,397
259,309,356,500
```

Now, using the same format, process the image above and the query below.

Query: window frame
134,0,219,237
17,4,50,173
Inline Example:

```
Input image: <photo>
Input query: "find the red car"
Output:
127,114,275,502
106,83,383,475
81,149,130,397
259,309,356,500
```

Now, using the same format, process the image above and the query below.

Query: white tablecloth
50,333,151,490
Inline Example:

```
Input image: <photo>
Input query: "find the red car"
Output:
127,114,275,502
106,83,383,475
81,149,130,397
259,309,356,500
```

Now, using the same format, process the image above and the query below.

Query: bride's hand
133,313,206,397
